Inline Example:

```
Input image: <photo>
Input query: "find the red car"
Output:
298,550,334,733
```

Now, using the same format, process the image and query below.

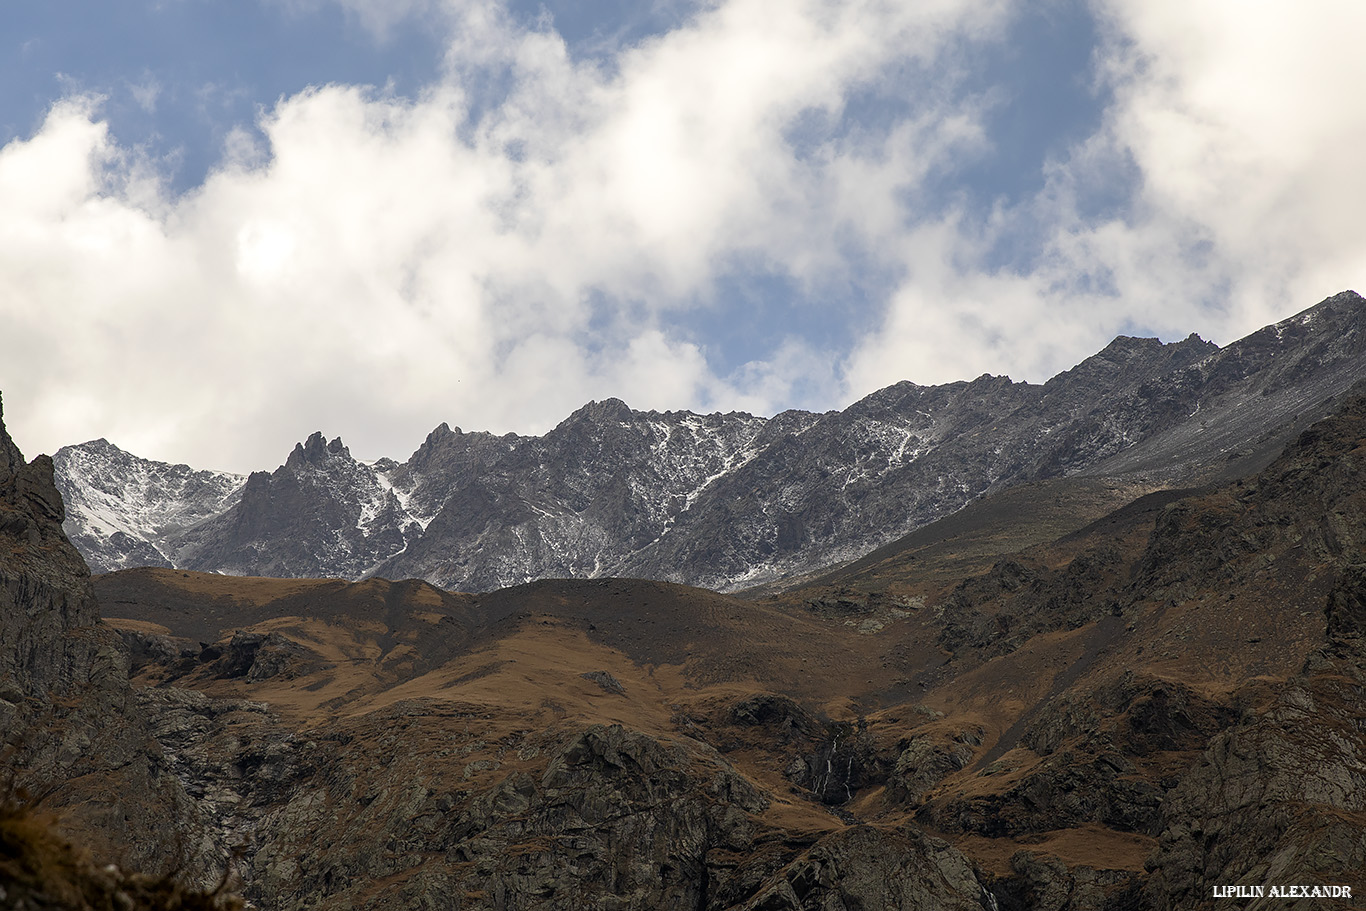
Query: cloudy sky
1,0,1363,472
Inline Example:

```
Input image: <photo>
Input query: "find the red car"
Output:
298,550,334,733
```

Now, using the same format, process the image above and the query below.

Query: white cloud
0,0,1010,471
11,1,1358,474
843,0,1366,394
1088,0,1366,327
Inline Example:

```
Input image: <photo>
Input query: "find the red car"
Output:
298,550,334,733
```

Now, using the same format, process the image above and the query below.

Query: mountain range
4,290,1366,910
54,290,1366,593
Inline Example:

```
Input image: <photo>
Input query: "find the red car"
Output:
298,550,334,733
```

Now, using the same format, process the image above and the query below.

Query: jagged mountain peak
560,397,635,426
1049,331,1217,390
0,391,24,477
1276,287,1363,332
411,419,513,452
1101,333,1161,350
406,422,459,466
1094,334,1167,362
74,437,123,454
844,380,933,415
1323,288,1362,304
288,431,352,467
1167,331,1217,363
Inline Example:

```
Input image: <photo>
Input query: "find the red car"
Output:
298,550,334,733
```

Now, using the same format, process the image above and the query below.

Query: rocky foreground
5,380,1366,908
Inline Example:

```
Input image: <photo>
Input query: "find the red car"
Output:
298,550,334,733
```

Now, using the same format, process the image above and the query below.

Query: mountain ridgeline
56,291,1366,592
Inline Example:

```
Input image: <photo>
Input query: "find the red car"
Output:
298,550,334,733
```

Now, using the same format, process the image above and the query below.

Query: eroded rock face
1022,674,1240,760
0,394,116,725
1143,657,1366,908
0,395,220,884
223,715,988,910
0,452,100,701
727,825,990,911
932,736,1164,837
993,852,1141,911
124,698,995,911
886,728,980,807
246,721,768,909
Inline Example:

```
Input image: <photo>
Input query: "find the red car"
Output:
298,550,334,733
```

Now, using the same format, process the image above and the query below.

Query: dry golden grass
956,824,1156,876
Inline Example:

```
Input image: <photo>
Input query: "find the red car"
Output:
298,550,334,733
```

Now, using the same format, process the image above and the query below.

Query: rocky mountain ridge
55,291,1366,593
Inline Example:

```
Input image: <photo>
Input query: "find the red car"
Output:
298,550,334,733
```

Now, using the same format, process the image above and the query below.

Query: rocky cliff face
0,448,99,701
55,292,1366,593
0,394,222,885
1138,393,1366,909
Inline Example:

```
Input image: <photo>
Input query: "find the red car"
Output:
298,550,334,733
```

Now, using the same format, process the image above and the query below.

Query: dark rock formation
725,825,990,911
886,727,981,807
0,394,220,885
1143,658,1366,908
992,851,1141,911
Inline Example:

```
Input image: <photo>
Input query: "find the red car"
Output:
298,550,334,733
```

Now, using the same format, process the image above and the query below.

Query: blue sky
1,0,1363,471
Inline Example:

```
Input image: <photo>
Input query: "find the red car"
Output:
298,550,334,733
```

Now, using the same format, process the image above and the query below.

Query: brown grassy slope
96,568,919,727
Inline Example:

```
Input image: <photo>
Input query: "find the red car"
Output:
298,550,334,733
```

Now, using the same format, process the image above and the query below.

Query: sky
1,0,1363,472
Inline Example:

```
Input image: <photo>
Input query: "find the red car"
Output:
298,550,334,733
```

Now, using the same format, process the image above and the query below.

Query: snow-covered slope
53,440,245,573
50,291,1366,591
